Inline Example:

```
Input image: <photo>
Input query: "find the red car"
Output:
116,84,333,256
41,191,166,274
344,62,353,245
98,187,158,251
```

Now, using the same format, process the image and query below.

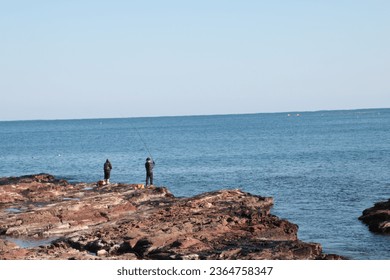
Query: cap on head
146,157,150,161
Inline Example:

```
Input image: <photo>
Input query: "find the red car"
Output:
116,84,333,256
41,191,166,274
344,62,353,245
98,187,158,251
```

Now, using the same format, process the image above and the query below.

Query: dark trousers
104,170,111,180
146,172,153,186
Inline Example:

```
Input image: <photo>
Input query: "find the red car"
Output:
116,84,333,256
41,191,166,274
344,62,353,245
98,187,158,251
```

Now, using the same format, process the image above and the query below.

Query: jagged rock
359,199,390,234
0,174,344,260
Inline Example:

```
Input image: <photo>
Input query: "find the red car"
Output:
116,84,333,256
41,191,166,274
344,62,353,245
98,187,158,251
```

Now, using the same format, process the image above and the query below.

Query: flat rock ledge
0,174,343,260
359,199,390,234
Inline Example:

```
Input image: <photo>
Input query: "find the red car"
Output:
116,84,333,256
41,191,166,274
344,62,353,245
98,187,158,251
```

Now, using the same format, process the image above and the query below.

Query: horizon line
0,106,389,122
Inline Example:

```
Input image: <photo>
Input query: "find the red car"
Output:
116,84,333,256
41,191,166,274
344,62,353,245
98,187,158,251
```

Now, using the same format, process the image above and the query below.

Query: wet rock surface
0,174,344,260
359,199,390,234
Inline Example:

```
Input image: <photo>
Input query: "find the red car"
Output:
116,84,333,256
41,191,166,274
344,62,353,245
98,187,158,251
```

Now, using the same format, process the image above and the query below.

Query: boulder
359,199,390,234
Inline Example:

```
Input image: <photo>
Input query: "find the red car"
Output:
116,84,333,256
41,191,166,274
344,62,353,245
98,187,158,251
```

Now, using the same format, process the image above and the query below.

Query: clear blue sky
1,0,389,120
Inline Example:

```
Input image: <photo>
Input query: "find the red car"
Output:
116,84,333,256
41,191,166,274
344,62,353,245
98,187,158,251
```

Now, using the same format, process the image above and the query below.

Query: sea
1,108,389,259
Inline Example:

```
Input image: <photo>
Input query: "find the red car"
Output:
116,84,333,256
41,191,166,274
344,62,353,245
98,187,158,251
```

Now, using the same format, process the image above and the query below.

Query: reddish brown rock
359,199,390,234
0,174,344,260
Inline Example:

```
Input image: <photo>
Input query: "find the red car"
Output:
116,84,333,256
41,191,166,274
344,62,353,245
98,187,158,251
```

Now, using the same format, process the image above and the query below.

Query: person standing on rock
145,157,155,186
103,159,112,184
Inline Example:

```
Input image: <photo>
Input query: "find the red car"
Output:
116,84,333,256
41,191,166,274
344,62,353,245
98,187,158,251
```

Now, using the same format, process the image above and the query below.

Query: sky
1,0,389,120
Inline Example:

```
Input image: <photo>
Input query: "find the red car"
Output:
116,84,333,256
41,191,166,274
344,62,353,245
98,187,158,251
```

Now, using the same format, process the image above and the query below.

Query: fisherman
145,157,155,186
103,159,112,184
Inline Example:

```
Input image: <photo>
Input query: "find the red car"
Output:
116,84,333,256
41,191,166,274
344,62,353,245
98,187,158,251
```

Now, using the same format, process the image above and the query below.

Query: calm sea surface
1,109,390,259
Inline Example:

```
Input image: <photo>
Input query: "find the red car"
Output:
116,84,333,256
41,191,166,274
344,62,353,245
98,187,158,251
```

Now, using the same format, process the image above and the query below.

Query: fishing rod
133,125,154,160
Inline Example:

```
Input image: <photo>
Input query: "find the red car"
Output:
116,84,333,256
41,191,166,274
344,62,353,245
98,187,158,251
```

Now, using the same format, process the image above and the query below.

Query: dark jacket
145,159,154,174
104,160,112,171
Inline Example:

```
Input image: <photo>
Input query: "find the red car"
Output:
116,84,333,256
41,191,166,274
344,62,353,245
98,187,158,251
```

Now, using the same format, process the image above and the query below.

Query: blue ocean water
1,109,390,259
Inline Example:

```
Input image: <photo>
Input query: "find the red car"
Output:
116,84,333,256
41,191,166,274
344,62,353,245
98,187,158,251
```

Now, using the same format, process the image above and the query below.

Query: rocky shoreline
359,199,390,234
0,174,344,260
